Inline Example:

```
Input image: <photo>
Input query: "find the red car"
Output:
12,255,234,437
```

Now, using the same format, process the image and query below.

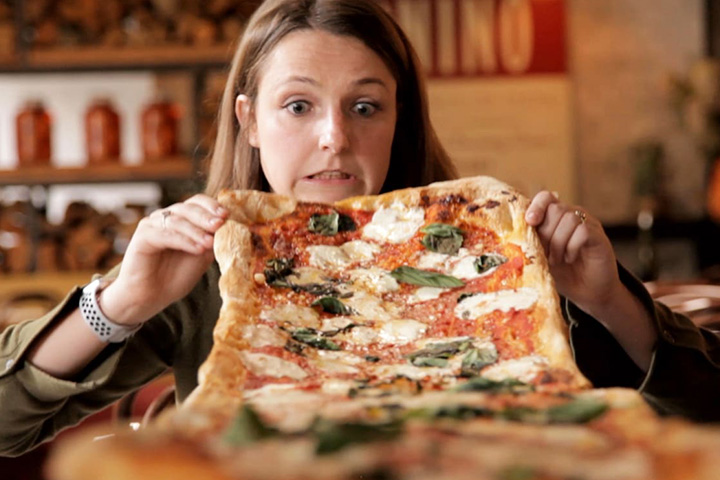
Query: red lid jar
16,100,52,167
141,98,179,161
85,98,121,164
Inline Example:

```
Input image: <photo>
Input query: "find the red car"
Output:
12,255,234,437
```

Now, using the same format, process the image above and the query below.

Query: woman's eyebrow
355,78,389,90
283,75,320,86
279,75,389,90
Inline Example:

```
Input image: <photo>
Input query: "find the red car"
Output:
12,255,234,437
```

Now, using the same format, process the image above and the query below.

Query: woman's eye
353,102,377,117
286,101,310,115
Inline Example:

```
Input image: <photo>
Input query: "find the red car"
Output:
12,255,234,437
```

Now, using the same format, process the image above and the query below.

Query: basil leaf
500,398,608,424
293,282,342,297
350,376,422,398
406,339,470,367
291,327,341,351
421,223,464,237
311,296,356,315
421,223,464,255
223,405,278,446
410,356,449,368
454,377,531,393
308,211,356,236
314,419,404,455
459,347,498,377
457,292,475,303
473,253,508,274
499,407,546,423
264,257,295,286
390,266,465,288
428,405,493,420
498,466,538,480
546,398,608,424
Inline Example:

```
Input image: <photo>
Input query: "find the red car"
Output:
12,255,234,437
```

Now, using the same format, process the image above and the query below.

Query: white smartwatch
80,279,140,343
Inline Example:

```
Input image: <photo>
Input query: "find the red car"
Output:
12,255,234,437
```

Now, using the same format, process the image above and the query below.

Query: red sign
380,0,566,77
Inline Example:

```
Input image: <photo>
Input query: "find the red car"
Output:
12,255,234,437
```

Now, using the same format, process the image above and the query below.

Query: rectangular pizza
183,176,592,432
46,176,720,480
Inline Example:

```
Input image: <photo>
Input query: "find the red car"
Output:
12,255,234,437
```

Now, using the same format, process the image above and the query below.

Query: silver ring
574,209,587,224
161,210,171,229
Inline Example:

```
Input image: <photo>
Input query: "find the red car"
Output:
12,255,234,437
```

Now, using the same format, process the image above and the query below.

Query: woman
1,0,718,458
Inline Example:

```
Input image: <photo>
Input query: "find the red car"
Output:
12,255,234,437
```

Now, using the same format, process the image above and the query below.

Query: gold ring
574,209,587,224
161,210,172,229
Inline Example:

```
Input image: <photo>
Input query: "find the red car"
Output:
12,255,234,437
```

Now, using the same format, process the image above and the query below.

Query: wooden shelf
0,54,17,68
0,271,95,298
21,44,232,71
0,158,197,186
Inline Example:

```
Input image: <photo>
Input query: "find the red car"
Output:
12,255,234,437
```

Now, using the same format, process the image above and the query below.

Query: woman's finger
535,201,565,254
162,201,227,235
525,191,559,226
135,217,209,255
184,193,228,218
152,209,214,249
547,209,583,265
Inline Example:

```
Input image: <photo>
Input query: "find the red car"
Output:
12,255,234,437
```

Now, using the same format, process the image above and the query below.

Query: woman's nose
318,110,350,154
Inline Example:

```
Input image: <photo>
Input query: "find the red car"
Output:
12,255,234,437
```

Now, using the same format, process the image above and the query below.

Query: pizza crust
204,176,588,406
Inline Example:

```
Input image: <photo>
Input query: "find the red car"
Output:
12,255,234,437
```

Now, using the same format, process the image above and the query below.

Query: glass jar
85,98,121,164
16,100,52,167
141,98,179,161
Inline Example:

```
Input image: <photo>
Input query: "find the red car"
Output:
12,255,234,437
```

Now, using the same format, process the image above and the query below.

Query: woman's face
236,29,397,203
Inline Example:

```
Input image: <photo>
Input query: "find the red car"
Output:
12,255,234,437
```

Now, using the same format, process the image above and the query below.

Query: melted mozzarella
307,245,351,270
239,352,308,380
344,291,397,321
417,248,505,280
306,240,381,271
320,316,355,332
286,266,330,286
378,319,427,344
240,324,287,348
348,267,399,294
242,382,297,400
362,203,425,243
455,288,539,319
260,303,321,328
481,355,548,383
341,240,381,261
417,251,451,270
348,326,379,345
321,379,356,396
309,350,364,375
450,255,482,278
371,363,454,381
407,286,444,304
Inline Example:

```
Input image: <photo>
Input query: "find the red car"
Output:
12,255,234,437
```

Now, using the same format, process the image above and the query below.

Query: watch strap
80,278,140,343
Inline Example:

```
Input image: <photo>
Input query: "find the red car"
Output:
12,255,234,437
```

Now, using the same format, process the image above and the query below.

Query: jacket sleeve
0,282,175,457
566,264,720,423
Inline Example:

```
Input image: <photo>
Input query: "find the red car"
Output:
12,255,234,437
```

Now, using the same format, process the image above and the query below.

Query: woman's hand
525,191,658,370
99,194,228,326
524,191,622,315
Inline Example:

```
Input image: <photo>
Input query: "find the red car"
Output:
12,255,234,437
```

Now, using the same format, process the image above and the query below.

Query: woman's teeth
310,171,351,179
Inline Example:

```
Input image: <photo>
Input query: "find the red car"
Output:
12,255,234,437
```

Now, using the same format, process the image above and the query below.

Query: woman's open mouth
304,170,356,182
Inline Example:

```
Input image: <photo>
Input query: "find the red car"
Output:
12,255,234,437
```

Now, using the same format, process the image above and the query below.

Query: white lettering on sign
499,0,534,73
396,0,433,70
461,0,497,74
393,0,539,76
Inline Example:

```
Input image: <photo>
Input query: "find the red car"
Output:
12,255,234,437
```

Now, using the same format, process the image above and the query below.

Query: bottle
85,98,121,164
141,97,179,162
16,100,52,167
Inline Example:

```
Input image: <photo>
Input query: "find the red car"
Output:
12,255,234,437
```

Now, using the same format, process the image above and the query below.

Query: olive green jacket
1,263,718,457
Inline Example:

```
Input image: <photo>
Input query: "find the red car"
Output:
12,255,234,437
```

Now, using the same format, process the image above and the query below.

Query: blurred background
1,0,720,477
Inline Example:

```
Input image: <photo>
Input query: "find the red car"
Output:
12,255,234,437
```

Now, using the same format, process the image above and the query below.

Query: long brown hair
204,0,457,197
